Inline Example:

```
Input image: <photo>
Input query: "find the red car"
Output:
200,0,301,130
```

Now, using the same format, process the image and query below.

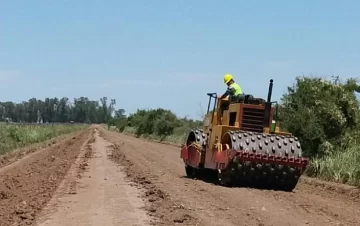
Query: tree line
0,96,122,124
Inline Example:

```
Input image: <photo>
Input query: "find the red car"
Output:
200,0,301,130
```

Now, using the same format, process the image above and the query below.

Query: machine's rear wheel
218,169,234,187
183,128,208,180
185,165,196,178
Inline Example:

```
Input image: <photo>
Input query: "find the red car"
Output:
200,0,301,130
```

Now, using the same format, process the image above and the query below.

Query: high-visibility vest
229,83,243,96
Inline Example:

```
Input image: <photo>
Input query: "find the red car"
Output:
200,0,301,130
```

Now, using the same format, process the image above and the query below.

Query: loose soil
0,126,93,226
35,129,151,226
99,128,360,226
1,125,360,226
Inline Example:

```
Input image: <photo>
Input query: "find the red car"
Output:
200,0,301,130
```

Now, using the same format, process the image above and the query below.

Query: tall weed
0,124,87,154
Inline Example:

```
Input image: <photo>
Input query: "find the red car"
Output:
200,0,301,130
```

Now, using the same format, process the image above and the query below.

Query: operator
220,73,244,102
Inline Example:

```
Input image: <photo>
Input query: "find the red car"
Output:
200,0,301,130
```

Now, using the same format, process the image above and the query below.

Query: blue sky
1,1,359,119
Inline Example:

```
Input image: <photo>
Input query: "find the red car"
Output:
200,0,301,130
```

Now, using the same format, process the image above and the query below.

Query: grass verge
306,146,360,187
0,123,88,155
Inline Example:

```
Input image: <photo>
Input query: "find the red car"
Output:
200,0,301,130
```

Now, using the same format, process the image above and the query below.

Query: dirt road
35,129,151,226
0,127,93,226
100,128,360,226
1,125,360,226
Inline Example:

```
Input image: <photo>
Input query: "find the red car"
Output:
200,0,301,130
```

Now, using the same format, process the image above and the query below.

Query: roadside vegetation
279,76,360,186
0,123,87,154
0,96,116,154
107,108,202,144
108,75,360,187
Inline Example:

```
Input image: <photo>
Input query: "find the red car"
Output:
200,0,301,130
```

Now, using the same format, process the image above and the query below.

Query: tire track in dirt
108,143,192,225
0,126,93,226
35,128,152,226
100,128,360,226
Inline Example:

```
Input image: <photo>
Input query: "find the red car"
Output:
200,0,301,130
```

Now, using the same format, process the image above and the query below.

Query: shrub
278,76,360,158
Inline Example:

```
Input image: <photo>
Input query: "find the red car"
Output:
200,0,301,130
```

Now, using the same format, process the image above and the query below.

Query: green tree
114,109,126,119
107,108,127,132
154,111,178,141
279,76,360,157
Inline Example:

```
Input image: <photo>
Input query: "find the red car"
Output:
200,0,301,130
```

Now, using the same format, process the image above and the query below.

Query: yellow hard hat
224,73,233,84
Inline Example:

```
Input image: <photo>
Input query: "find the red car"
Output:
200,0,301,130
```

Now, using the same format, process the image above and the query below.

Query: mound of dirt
0,132,82,169
0,128,92,226
107,143,196,226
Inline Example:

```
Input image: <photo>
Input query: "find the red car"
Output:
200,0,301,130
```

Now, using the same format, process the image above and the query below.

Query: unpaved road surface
1,125,360,226
0,127,93,226
100,128,360,226
36,129,151,226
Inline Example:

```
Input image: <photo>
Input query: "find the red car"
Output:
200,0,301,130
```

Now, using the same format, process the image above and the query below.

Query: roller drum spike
219,130,305,191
